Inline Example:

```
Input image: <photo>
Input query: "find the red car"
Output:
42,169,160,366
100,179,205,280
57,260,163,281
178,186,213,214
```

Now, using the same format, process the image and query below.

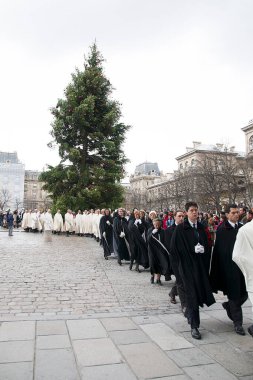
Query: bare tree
0,188,12,210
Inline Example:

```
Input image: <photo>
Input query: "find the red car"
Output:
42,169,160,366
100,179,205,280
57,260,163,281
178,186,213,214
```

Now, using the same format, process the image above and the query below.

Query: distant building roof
134,162,160,176
0,151,20,164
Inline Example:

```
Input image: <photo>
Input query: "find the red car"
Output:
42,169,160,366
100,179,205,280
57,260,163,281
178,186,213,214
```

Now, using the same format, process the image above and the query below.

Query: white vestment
53,212,63,232
81,213,89,234
44,212,53,231
75,214,82,234
233,220,253,313
65,213,73,232
88,213,94,234
22,212,29,229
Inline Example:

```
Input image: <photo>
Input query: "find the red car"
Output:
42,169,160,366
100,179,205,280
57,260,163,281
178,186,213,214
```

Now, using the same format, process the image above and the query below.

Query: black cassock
100,215,113,258
147,227,171,276
210,221,247,300
170,220,215,309
113,216,131,261
128,219,149,268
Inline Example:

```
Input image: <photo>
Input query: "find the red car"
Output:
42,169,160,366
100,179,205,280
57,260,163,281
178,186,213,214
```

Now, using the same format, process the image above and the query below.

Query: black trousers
227,294,248,326
185,307,200,329
169,261,187,308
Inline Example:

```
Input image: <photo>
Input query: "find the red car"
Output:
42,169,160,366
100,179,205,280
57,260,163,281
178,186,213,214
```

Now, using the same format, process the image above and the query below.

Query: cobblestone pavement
0,230,253,379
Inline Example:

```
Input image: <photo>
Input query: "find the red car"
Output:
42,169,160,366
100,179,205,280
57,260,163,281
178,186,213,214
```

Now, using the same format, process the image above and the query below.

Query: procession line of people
18,203,253,341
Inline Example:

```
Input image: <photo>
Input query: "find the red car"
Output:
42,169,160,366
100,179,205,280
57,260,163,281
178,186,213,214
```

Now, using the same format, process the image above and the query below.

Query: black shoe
169,296,177,304
150,276,154,284
222,302,233,321
135,264,140,272
118,260,122,266
104,256,108,260
191,328,201,340
129,262,133,270
248,325,253,337
234,325,246,336
156,279,162,285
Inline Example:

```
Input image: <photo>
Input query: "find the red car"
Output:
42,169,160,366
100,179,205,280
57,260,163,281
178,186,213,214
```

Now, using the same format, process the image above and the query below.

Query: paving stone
36,335,71,349
67,319,107,339
184,363,238,379
166,347,215,367
0,341,34,363
181,329,225,345
119,342,182,378
159,313,192,332
140,323,193,350
131,315,162,325
73,338,122,367
200,318,233,333
0,321,35,341
201,342,253,376
217,331,253,352
149,376,190,380
101,317,138,331
80,363,137,380
35,348,79,380
0,362,33,380
109,329,149,345
36,320,67,335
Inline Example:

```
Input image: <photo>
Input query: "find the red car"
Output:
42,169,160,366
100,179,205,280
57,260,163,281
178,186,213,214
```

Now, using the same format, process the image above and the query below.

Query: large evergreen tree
41,43,130,212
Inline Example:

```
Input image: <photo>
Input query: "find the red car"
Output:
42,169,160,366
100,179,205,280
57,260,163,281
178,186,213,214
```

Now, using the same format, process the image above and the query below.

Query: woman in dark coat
100,209,114,260
128,210,149,272
113,208,131,265
147,218,171,284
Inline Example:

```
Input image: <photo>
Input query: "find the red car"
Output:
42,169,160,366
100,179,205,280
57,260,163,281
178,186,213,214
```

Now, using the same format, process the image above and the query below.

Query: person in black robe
128,210,149,272
164,210,186,309
100,209,114,260
170,202,215,340
113,208,131,265
147,218,171,285
210,204,248,336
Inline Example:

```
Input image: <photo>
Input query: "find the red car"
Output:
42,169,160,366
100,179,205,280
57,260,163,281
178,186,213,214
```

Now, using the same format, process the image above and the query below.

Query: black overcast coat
100,215,113,258
210,221,247,301
170,220,215,309
147,227,171,276
128,219,149,268
113,216,131,261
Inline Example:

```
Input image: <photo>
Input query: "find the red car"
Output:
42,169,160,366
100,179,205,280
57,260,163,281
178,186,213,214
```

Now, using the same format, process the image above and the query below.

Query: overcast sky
0,0,252,178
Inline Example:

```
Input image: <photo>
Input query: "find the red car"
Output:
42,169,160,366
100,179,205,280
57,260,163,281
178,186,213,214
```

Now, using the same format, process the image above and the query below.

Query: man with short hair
210,204,248,335
232,219,253,337
165,210,186,308
170,202,215,340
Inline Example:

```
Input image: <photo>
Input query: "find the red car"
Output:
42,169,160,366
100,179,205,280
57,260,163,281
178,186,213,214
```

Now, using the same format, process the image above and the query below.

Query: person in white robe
81,210,89,235
75,210,82,236
31,209,39,231
65,209,73,236
37,210,43,232
21,210,29,231
27,210,33,231
44,209,53,242
233,220,253,337
53,210,63,234
93,210,100,241
72,213,76,234
88,209,95,236
40,210,46,232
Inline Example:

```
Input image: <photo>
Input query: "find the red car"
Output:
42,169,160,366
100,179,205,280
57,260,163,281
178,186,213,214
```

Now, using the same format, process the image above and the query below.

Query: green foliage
40,43,130,212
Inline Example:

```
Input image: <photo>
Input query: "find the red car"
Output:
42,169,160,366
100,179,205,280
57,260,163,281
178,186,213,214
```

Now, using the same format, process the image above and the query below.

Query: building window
249,135,253,152
185,161,188,168
191,159,195,166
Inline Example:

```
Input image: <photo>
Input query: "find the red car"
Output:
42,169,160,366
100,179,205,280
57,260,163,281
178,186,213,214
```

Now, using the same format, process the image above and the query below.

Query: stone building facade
24,171,51,210
0,152,25,210
124,120,253,212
